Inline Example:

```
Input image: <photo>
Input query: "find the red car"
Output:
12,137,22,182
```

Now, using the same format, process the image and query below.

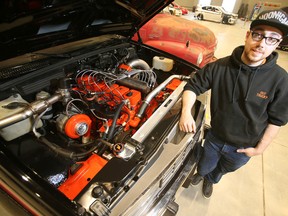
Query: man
179,9,288,199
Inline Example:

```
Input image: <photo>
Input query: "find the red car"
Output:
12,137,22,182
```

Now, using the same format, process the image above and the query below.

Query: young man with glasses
179,9,288,199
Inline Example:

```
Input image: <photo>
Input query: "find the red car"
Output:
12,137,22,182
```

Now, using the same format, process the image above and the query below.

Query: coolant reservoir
153,56,174,72
0,94,43,141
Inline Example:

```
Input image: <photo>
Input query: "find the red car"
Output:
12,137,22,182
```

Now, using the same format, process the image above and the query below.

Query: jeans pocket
237,147,251,159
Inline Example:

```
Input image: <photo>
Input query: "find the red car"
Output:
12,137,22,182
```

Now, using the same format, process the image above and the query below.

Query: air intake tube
136,75,190,118
0,78,72,129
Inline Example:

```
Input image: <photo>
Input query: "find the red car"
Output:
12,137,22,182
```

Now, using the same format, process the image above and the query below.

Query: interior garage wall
177,0,197,10
175,0,288,15
210,0,223,6
240,0,288,19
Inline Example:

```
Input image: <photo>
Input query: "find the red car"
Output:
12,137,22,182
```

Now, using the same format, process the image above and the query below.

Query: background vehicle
277,37,288,51
133,14,217,68
277,36,288,51
0,0,207,215
163,4,182,16
171,2,189,15
195,5,238,25
277,45,288,51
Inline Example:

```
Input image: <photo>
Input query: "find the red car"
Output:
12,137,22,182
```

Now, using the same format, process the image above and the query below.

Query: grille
0,60,51,80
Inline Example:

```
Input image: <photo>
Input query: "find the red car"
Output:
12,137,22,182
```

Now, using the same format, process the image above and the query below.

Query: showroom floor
175,13,288,216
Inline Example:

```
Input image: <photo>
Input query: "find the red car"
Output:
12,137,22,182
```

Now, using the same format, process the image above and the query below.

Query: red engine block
75,74,181,131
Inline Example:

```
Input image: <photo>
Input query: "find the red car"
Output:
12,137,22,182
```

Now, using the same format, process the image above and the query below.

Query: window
199,0,211,6
222,0,236,12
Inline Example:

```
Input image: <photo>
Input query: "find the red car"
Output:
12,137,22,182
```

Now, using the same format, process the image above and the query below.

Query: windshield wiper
32,52,72,58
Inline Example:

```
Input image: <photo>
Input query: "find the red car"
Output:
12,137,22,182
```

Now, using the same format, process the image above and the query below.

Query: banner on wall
250,1,282,20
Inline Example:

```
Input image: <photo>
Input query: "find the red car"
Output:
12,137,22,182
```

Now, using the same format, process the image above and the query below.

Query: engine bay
0,41,201,215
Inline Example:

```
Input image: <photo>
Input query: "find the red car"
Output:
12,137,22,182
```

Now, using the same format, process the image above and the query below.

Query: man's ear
244,31,250,43
246,30,250,39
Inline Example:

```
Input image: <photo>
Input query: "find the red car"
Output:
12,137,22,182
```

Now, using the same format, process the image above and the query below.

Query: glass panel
222,0,236,12
199,0,211,6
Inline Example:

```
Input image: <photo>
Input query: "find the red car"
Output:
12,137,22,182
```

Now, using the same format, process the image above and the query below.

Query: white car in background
195,5,238,24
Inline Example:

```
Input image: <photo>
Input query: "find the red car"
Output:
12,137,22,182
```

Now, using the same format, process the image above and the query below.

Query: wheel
222,16,228,24
197,14,203,20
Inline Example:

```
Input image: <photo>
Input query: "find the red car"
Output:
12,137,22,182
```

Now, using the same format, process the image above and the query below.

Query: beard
242,45,266,66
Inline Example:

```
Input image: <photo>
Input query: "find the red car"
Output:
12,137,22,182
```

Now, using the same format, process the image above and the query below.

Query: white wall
240,0,288,19
175,0,198,9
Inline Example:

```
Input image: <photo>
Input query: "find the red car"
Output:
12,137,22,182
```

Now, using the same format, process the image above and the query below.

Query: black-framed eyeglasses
250,31,282,45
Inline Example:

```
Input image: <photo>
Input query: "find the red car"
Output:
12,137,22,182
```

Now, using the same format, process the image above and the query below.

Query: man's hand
237,124,280,157
237,147,260,157
179,90,197,133
179,112,196,133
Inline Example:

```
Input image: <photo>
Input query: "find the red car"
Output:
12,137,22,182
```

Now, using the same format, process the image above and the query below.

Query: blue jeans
197,130,251,184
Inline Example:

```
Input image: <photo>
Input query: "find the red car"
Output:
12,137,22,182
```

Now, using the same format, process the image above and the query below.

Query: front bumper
228,17,237,24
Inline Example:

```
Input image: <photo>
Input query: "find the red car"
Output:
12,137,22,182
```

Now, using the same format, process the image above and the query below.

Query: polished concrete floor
175,13,288,216
1,13,288,216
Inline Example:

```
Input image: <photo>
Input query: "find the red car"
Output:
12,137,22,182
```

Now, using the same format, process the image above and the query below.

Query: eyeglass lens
251,31,280,45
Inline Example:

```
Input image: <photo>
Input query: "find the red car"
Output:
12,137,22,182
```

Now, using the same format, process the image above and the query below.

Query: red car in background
171,2,189,15
133,14,217,68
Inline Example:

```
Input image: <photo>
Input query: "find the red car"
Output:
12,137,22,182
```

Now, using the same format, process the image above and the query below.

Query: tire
197,14,203,20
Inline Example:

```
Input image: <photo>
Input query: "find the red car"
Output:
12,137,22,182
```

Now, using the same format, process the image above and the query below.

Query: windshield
0,0,171,61
220,6,229,13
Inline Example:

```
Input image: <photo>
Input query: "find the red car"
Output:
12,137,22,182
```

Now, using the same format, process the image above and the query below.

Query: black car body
277,44,288,51
0,0,207,215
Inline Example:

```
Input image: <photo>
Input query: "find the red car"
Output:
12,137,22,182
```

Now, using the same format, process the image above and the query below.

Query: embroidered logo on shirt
256,91,268,99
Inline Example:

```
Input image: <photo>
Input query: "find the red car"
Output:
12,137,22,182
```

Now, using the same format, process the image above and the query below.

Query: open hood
0,0,172,61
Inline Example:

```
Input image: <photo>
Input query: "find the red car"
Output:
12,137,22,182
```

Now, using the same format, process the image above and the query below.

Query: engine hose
0,93,63,129
97,101,126,156
116,78,150,94
67,141,95,147
107,101,126,141
38,136,99,160
126,59,150,70
96,138,114,148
